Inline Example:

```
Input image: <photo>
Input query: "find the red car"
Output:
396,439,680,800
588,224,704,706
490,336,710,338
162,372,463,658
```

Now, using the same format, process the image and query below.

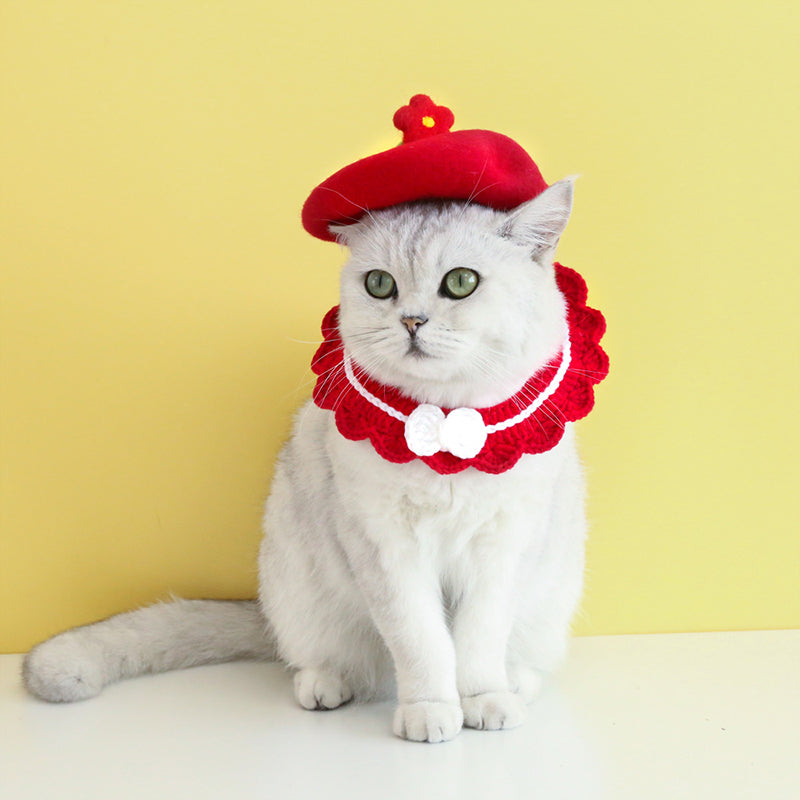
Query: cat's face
334,179,574,409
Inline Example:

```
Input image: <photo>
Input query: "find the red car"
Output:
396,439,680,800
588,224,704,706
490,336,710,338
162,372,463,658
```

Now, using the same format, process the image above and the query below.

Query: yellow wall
2,1,798,652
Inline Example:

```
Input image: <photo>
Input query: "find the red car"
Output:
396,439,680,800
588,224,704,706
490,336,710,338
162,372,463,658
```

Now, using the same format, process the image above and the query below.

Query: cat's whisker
456,164,488,219
468,350,525,393
328,350,390,412
310,342,346,369
280,337,343,404
351,353,393,390
317,186,379,228
539,401,568,429
313,359,349,407
565,366,608,379
513,378,569,426
312,362,346,390
282,372,317,403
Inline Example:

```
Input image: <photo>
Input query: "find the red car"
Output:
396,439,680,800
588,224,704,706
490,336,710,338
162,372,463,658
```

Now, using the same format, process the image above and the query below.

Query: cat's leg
260,425,390,710
293,667,354,710
272,608,387,711
450,533,527,731
506,663,544,703
261,550,385,710
338,529,463,743
506,436,586,702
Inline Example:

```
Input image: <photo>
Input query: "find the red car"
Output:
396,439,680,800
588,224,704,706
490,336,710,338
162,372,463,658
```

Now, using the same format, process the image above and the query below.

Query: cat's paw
393,701,464,743
508,664,544,703
293,668,353,710
23,637,105,703
461,691,526,731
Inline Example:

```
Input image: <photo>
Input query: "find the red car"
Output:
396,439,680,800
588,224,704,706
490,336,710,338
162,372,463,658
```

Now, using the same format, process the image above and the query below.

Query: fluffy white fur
24,179,588,744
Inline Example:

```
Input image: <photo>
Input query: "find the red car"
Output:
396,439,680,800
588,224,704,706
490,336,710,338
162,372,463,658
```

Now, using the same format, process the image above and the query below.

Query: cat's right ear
496,177,576,261
328,222,357,246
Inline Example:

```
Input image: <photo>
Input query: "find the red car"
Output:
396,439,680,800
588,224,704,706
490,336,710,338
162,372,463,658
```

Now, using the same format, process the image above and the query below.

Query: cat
23,176,598,743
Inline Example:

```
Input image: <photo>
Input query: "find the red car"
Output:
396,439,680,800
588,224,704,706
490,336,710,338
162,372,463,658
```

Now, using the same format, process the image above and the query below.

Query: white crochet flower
404,404,446,457
404,404,487,459
439,407,487,459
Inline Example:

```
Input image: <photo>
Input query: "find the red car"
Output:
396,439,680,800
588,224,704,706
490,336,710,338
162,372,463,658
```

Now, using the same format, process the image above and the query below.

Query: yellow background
2,1,798,653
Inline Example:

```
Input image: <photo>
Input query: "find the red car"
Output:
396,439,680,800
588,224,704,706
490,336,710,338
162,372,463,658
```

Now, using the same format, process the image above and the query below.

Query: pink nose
401,315,428,334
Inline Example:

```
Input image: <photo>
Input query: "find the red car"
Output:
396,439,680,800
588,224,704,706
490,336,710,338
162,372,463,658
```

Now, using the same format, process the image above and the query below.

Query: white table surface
1,630,798,799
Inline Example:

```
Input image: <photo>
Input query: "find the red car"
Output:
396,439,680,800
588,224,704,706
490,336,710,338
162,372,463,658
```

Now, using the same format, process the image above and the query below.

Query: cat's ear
497,176,576,261
328,221,360,246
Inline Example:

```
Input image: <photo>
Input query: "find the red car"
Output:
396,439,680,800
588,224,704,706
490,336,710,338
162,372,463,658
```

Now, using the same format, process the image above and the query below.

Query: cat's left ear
497,176,576,261
328,221,362,247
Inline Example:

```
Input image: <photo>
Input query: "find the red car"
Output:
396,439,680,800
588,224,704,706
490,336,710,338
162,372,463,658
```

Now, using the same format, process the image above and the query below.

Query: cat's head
333,178,575,409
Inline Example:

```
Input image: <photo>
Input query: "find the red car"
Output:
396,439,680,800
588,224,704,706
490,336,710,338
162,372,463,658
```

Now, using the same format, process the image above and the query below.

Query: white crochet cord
342,330,571,435
343,355,409,423
486,334,571,434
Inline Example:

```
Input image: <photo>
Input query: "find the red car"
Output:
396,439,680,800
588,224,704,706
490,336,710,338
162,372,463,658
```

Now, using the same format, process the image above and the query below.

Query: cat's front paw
393,701,464,743
293,668,353,710
461,691,526,731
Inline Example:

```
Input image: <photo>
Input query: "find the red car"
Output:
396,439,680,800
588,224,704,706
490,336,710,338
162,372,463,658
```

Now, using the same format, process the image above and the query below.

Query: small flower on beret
392,94,455,143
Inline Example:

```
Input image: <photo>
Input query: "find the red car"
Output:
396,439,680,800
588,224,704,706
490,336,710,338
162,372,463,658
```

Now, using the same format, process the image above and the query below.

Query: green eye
365,270,396,299
441,268,479,299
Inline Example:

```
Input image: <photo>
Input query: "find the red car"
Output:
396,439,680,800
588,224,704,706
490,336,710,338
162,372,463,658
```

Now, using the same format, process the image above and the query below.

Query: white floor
1,631,797,799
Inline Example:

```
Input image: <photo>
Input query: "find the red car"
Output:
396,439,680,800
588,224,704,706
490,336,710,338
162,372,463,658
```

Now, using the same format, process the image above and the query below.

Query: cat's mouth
405,339,432,359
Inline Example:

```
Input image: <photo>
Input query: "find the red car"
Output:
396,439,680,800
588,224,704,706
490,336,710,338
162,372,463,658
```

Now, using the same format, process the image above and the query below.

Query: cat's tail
22,598,277,703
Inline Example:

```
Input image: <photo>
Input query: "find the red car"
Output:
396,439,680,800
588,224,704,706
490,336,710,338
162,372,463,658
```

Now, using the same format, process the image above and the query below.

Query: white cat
23,177,602,743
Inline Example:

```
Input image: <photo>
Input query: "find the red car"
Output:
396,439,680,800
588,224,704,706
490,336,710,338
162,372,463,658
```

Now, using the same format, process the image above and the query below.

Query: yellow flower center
421,116,435,128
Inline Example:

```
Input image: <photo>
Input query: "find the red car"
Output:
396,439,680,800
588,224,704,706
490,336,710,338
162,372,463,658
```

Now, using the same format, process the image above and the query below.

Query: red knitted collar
311,264,608,475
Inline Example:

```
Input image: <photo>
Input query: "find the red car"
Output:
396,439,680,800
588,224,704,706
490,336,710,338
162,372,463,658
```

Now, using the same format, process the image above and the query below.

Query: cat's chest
324,411,570,542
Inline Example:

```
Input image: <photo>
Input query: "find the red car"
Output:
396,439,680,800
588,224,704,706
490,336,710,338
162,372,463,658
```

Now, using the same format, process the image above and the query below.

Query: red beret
302,94,549,242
